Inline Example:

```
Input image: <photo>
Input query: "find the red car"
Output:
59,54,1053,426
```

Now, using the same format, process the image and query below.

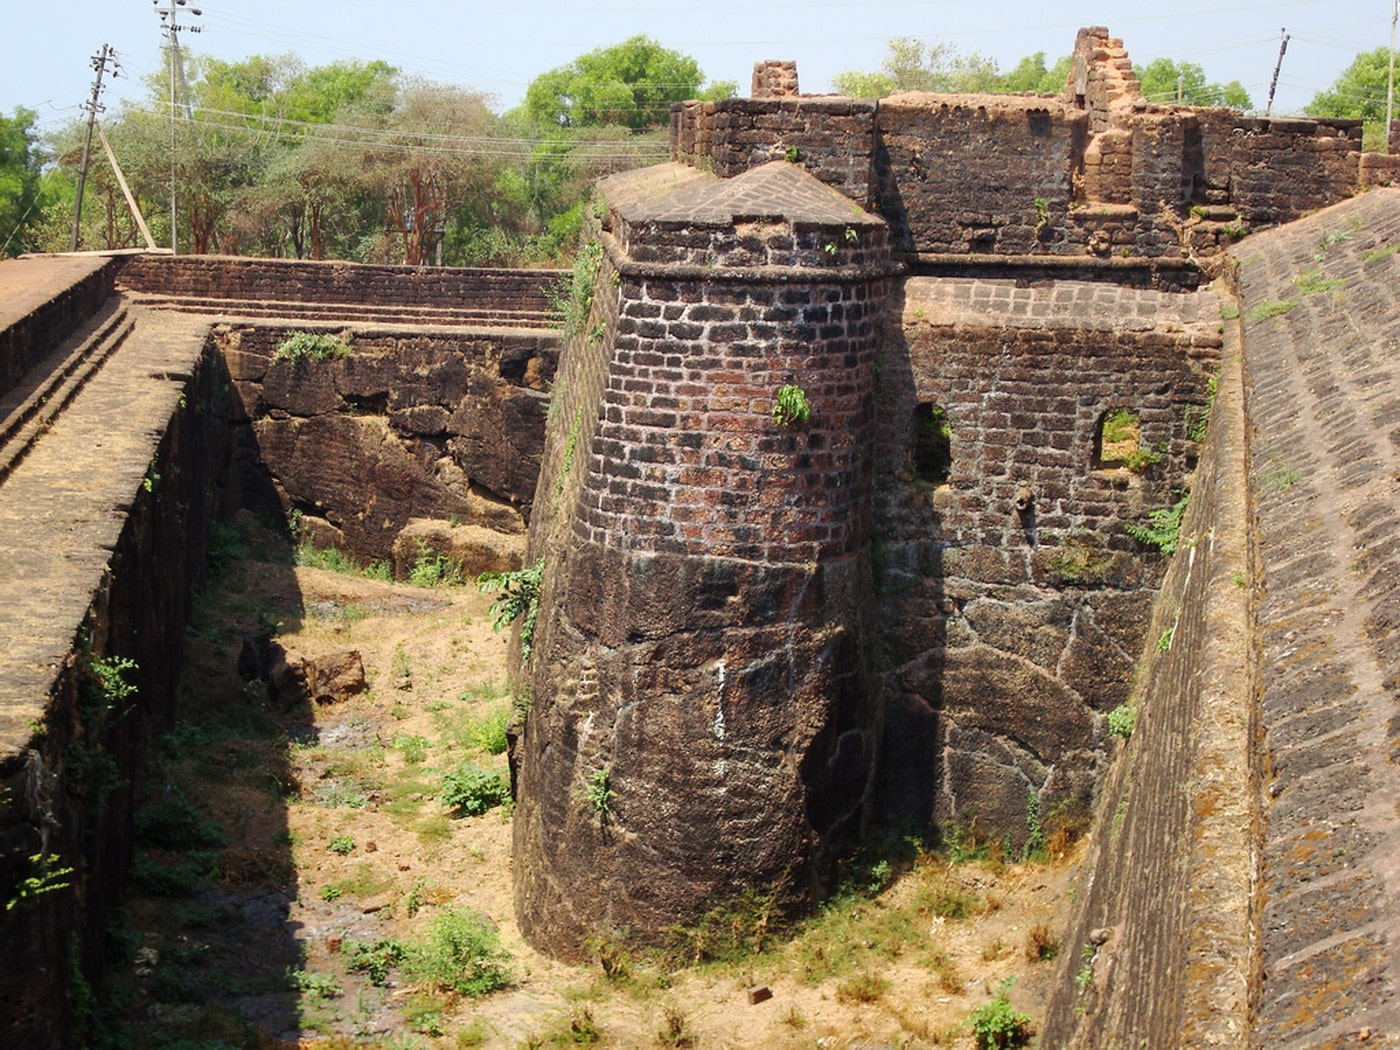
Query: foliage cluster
439,761,509,817
772,383,812,428
1124,492,1190,555
272,329,352,363
1107,704,1138,739
967,978,1033,1049
1305,46,1395,150
402,907,513,997
478,557,545,662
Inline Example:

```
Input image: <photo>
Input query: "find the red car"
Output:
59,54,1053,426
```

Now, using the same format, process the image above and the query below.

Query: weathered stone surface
241,639,366,707
391,518,525,580
938,644,1096,762
1057,611,1135,712
942,725,1047,843
962,597,1073,670
213,324,557,562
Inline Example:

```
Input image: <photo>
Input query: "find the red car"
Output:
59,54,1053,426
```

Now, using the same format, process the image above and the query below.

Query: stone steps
0,298,134,487
124,292,558,331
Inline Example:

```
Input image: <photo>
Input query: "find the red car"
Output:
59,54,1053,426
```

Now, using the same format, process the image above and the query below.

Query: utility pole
153,0,203,255
1387,0,1398,150
1265,28,1290,117
70,45,120,252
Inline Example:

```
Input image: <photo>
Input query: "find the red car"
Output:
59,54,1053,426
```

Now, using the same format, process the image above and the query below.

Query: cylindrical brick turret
512,162,901,956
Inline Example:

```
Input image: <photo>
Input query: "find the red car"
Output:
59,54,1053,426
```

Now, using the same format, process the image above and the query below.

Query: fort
2,24,1400,1048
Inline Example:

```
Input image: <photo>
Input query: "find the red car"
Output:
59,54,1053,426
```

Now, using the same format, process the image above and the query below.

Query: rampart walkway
1240,187,1400,1044
0,300,210,752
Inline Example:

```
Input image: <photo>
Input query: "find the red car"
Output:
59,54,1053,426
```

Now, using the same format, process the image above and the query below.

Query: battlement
674,28,1368,269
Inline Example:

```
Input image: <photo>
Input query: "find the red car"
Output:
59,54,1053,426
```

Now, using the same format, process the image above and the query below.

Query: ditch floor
98,511,1077,1049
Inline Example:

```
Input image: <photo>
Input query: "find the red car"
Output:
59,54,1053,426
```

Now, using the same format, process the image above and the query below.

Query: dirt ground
106,513,1076,1050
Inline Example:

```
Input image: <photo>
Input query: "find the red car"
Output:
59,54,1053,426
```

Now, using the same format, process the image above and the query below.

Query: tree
524,35,735,130
340,82,513,266
1135,58,1251,108
1306,46,1392,150
0,108,45,256
999,52,1073,95
833,38,1001,97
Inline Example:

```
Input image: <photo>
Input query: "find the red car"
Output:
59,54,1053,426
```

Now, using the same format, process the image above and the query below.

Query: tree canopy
832,39,1250,109
34,40,690,266
833,38,1006,97
523,35,735,130
1306,46,1393,150
1134,59,1251,108
0,108,45,256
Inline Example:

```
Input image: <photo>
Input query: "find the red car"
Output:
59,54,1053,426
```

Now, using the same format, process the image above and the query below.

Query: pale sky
2,0,1394,131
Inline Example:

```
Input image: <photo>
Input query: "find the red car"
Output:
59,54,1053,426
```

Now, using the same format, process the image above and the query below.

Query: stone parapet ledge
1360,150,1400,187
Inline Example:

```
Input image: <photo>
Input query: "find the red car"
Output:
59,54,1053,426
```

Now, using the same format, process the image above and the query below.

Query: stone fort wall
672,27,1365,266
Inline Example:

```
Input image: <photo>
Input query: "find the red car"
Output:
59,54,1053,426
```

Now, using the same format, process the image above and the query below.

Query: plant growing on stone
408,540,465,587
549,238,604,343
1107,704,1137,739
478,557,545,663
1032,197,1051,236
273,330,352,363
967,977,1033,1049
580,767,613,817
1124,492,1189,555
5,852,75,912
772,383,812,428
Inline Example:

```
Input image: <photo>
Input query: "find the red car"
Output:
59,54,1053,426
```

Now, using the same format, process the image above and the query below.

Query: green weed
440,762,509,817
1245,299,1299,323
273,330,352,363
967,977,1033,1048
1107,704,1138,738
408,539,465,587
478,558,544,662
402,907,512,998
772,383,812,428
1124,492,1189,555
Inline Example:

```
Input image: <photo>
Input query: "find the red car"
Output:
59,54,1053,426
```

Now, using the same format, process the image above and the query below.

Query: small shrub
772,383,811,428
131,852,217,897
549,239,604,343
468,708,511,755
967,978,1033,1049
134,793,226,850
1124,492,1189,555
295,543,360,575
478,557,545,663
408,540,465,587
289,969,342,1000
394,734,431,764
655,1004,695,1048
403,907,512,998
273,330,352,363
548,1005,602,1045
580,767,612,816
327,835,355,855
1099,407,1139,449
439,762,509,817
1107,704,1138,739
344,938,406,985
836,970,890,1004
1245,298,1298,323
5,852,74,912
